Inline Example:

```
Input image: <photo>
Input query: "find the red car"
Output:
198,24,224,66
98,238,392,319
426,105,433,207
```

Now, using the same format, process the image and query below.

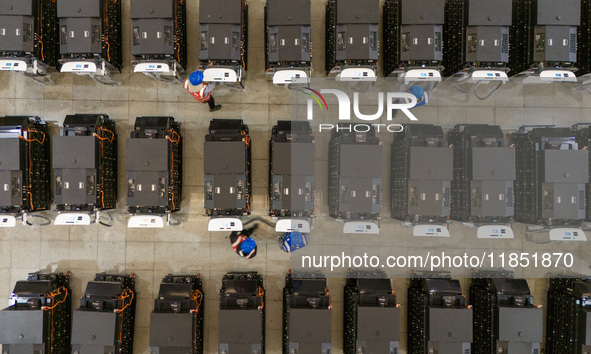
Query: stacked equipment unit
282,272,332,354
130,0,186,81
269,121,315,219
0,0,60,80
0,116,51,221
204,119,252,217
391,124,452,233
53,114,117,212
443,0,512,77
573,123,591,221
265,0,311,80
546,276,591,354
325,0,379,75
328,124,382,222
218,272,265,354
57,0,122,82
383,0,445,76
198,0,247,83
407,272,473,353
343,270,401,354
0,272,71,354
470,270,543,354
579,0,591,75
448,124,516,236
150,275,204,354
71,273,136,354
513,126,588,229
510,0,580,77
126,117,182,215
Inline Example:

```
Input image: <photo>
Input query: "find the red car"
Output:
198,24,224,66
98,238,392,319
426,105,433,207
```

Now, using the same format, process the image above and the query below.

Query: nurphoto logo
306,88,419,121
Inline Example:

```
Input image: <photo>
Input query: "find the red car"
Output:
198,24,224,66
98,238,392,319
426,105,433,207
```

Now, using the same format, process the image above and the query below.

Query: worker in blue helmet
229,225,257,259
400,81,436,108
278,231,310,253
184,70,222,112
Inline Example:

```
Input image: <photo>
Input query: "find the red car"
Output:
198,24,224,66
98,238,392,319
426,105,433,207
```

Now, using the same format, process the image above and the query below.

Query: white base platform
549,228,586,241
403,69,442,83
0,215,17,227
413,224,450,237
343,221,379,234
275,219,310,233
128,215,164,228
203,68,239,83
477,225,514,239
208,218,243,232
54,213,92,226
272,70,308,85
0,59,27,72
337,68,376,82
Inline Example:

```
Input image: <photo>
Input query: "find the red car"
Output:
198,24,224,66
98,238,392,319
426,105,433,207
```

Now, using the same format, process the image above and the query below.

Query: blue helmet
290,231,303,245
279,231,309,253
410,85,425,100
189,71,204,86
240,238,256,254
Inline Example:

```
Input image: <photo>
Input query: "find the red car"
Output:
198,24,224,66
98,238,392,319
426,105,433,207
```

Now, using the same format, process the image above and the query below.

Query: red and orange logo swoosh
303,87,329,111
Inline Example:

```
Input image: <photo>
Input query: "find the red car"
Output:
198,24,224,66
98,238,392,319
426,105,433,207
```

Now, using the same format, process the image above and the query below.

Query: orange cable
190,289,203,350
39,1,44,61
166,129,179,210
43,286,68,353
257,286,264,310
115,288,134,352
19,129,46,145
175,0,181,63
104,0,111,62
20,129,46,210
93,127,114,208
43,286,68,311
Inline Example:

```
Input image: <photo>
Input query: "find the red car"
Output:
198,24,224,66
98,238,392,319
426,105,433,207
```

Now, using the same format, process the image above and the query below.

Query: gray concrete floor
1,0,591,353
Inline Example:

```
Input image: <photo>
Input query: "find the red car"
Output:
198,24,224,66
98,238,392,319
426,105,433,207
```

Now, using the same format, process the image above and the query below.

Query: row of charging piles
205,119,378,235
4,270,585,354
0,0,246,86
3,0,591,91
0,115,311,233
0,115,182,228
335,0,591,92
320,120,591,240
4,115,591,240
0,0,125,85
205,119,318,235
392,123,591,243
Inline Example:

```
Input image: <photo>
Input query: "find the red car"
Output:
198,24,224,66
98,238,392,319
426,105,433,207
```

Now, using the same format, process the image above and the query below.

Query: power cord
25,214,51,227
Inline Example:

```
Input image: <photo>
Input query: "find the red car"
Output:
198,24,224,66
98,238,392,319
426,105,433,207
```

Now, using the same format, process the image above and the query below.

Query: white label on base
208,218,243,231
549,228,587,241
60,61,97,73
127,215,164,228
0,59,27,72
337,68,376,81
272,70,308,84
404,69,442,83
343,221,379,234
470,70,509,82
539,70,578,83
203,68,238,82
413,224,450,237
134,62,170,73
477,225,514,239
0,215,17,227
275,219,310,233
54,213,92,226
522,70,578,84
